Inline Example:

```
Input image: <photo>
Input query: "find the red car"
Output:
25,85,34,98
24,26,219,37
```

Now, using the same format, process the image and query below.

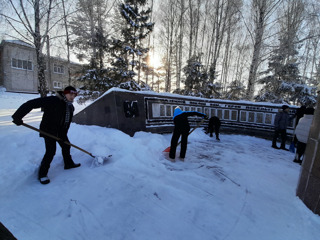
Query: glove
204,115,209,120
12,118,23,126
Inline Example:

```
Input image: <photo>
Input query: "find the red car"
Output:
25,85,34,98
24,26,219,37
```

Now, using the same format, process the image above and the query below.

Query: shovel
163,118,206,152
21,123,110,165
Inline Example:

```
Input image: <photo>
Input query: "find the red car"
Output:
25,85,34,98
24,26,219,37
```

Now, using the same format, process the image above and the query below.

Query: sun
148,53,162,69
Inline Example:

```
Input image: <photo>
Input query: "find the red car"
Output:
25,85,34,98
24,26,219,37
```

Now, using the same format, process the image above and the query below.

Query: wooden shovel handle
22,123,95,158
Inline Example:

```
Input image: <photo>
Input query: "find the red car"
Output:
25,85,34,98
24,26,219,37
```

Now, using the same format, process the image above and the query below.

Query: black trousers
169,129,189,159
272,129,287,148
296,141,306,161
209,125,220,138
38,136,74,178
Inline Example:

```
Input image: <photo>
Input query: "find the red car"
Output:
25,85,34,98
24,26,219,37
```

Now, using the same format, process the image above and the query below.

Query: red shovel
163,119,205,152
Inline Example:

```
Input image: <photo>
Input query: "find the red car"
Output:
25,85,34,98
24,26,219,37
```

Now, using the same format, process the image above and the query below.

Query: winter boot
39,176,50,185
64,163,81,170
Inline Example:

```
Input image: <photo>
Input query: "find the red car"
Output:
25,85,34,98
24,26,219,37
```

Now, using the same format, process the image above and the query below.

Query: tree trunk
188,0,193,59
176,0,185,90
246,0,267,100
34,0,47,97
62,0,71,85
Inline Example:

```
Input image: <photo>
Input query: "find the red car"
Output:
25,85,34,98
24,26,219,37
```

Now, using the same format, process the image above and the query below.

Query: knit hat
282,105,289,110
63,86,77,96
173,106,183,118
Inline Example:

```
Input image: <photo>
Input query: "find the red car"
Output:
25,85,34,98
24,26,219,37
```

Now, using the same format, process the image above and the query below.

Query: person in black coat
272,105,290,150
12,86,81,184
208,116,221,140
169,107,207,161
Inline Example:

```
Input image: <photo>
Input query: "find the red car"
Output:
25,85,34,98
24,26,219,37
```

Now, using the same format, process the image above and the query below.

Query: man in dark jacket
12,86,81,184
169,107,207,161
208,116,221,140
272,105,290,150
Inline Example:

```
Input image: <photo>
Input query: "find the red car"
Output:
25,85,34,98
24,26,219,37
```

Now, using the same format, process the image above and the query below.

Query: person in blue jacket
12,86,81,184
169,106,207,161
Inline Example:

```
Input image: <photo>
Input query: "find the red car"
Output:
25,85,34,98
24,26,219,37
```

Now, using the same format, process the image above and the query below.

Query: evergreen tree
202,66,222,99
108,0,154,84
256,36,316,105
224,80,246,100
174,55,205,97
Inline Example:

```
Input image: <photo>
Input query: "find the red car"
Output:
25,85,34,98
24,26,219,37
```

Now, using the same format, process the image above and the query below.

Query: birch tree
158,0,179,92
246,0,282,100
205,0,240,84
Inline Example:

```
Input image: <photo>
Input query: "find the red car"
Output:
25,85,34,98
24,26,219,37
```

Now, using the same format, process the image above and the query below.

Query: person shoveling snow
11,86,82,185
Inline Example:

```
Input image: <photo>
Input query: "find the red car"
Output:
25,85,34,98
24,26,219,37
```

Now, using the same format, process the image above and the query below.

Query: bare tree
61,0,71,84
246,0,282,100
175,0,186,90
158,0,179,92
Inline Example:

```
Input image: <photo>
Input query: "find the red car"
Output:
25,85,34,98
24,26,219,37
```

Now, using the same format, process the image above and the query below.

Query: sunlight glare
148,53,161,69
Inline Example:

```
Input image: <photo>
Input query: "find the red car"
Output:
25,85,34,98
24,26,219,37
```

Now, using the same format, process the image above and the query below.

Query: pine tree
175,55,207,97
224,80,246,100
108,0,154,85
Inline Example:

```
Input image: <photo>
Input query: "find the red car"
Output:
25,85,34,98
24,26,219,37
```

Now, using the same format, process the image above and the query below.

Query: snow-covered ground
0,88,320,240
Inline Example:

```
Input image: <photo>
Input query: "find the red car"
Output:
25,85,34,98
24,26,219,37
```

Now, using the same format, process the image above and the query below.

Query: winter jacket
295,115,314,143
208,116,221,128
274,111,290,130
12,91,74,139
173,108,206,133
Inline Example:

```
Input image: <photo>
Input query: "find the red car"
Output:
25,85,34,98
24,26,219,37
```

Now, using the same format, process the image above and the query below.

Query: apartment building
0,40,83,93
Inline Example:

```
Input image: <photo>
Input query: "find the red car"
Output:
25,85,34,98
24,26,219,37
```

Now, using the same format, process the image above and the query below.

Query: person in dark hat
12,86,81,184
272,105,290,150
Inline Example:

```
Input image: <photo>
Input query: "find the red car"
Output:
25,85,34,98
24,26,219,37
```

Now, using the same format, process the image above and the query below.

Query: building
0,40,83,93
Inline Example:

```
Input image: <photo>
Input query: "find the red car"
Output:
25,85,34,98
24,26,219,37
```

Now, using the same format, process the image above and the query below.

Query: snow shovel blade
163,146,171,152
91,155,112,167
289,142,295,153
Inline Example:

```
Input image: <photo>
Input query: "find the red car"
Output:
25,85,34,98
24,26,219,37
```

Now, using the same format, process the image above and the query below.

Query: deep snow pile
0,88,320,240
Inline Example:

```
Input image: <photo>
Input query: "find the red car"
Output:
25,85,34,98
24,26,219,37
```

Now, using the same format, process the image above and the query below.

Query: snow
0,88,320,240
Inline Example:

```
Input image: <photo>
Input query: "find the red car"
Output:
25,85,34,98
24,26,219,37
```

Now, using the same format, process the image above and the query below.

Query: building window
53,81,62,89
11,58,33,71
53,64,64,74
